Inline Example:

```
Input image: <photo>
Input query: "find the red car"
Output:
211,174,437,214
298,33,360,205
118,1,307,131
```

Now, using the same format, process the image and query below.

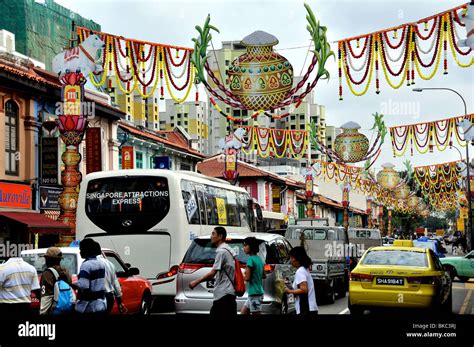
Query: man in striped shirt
75,239,107,314
0,257,40,316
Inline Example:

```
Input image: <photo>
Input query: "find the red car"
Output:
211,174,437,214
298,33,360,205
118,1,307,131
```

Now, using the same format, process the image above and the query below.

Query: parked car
21,247,153,314
440,250,474,282
349,240,452,314
175,232,296,314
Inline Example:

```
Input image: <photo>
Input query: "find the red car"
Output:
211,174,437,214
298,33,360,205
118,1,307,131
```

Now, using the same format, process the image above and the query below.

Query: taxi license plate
376,277,404,285
206,280,215,288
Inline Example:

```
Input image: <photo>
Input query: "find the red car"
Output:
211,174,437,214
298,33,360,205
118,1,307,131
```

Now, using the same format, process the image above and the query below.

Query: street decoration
310,113,386,165
52,34,105,77
192,4,334,116
239,126,308,160
377,163,401,189
304,168,317,218
393,183,410,199
218,128,246,183
56,72,88,239
76,27,195,101
413,160,465,195
389,114,474,156
337,3,472,99
457,118,474,141
459,3,474,49
334,122,369,162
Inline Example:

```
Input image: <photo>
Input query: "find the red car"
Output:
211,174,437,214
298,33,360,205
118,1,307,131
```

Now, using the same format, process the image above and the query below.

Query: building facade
0,49,123,247
197,155,304,230
118,121,206,171
159,99,209,154
0,0,101,71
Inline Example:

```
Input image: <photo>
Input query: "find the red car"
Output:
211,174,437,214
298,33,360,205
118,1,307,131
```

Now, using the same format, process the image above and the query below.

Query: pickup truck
285,223,349,304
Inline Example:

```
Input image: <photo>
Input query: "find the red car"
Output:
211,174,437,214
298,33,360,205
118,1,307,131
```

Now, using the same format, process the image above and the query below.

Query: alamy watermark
380,99,420,119
18,322,55,341
0,242,34,258
55,101,96,119
324,242,365,258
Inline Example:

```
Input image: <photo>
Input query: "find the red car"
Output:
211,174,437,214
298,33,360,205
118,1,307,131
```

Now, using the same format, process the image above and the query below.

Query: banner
86,127,102,174
39,186,62,210
0,182,32,209
216,197,227,225
122,146,134,169
41,137,59,186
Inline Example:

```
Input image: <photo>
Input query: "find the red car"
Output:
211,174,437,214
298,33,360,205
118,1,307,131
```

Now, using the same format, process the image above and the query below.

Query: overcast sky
56,0,474,171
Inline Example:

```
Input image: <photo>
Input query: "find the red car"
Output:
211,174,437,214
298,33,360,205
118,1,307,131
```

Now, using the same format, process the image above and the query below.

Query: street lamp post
413,87,472,251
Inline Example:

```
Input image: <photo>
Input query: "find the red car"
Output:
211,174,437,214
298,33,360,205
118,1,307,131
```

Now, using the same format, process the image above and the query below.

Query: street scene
0,0,473,344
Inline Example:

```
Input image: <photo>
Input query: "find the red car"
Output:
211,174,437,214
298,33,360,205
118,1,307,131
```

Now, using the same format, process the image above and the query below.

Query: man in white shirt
0,257,40,316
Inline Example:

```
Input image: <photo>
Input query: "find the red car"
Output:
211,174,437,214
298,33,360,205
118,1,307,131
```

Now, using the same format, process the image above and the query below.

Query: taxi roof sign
393,240,414,247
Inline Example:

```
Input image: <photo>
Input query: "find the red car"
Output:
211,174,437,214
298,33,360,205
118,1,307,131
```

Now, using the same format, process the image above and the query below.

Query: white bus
76,169,257,304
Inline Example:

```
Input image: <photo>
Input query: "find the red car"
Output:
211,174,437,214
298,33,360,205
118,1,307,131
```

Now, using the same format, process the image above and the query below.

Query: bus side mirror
256,204,263,222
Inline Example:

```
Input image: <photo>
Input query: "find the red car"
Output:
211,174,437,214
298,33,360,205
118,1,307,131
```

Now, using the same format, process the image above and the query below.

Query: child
241,237,264,315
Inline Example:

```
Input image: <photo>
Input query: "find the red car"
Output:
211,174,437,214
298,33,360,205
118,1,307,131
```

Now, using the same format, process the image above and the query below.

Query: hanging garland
338,3,472,99
413,160,465,196
390,114,474,156
311,160,387,201
76,27,196,102
239,126,309,160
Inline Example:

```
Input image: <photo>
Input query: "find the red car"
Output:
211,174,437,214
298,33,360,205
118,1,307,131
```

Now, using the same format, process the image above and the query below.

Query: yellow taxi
348,240,452,314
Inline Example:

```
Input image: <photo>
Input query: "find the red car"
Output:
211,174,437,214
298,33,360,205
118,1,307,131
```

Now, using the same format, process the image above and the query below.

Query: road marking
339,308,349,315
459,290,472,315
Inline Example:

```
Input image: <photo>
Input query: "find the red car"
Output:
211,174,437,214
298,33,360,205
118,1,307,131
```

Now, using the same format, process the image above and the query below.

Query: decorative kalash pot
334,121,369,163
406,194,420,209
377,163,400,190
227,31,293,111
394,183,410,200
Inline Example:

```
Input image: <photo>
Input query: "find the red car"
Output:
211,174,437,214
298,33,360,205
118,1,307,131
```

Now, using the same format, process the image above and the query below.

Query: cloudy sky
56,0,473,171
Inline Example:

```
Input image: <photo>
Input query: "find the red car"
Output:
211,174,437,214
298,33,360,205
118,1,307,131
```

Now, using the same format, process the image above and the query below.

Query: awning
262,211,286,221
0,212,71,234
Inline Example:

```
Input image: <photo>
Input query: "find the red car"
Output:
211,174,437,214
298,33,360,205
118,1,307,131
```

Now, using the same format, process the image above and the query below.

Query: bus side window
181,180,200,225
204,187,219,225
225,190,240,227
195,185,208,225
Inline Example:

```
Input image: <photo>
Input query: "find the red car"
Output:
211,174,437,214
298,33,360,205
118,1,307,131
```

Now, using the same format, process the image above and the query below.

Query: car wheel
280,296,288,315
139,293,151,315
446,266,457,281
348,297,364,315
458,276,470,283
326,281,335,304
337,279,347,298
440,290,452,314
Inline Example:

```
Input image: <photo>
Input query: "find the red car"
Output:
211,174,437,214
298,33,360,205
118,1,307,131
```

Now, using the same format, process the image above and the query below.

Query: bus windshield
85,176,170,233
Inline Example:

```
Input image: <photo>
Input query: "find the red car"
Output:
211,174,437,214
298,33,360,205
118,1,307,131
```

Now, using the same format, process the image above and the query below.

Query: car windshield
183,239,267,265
361,250,428,267
21,253,78,275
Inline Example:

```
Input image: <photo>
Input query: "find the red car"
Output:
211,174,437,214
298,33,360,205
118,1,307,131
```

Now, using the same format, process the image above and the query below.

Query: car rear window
22,253,78,275
183,239,266,265
361,250,428,267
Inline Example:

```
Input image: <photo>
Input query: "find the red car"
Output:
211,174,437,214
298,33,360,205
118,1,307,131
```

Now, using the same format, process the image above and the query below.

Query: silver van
175,232,296,314
348,228,382,252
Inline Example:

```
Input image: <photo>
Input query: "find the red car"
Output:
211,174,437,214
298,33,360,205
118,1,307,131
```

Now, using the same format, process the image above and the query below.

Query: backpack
223,248,246,297
48,268,75,314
